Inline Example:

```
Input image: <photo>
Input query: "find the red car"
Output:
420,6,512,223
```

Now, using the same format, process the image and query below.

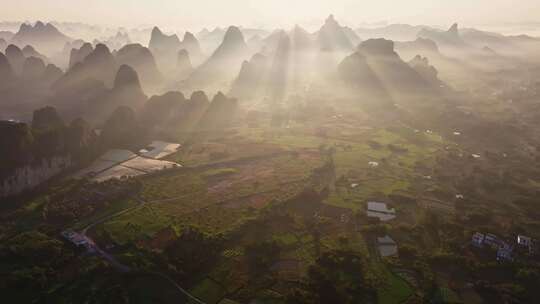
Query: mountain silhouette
230,53,268,100
69,42,93,68
0,52,16,86
116,43,163,90
187,26,250,90
5,44,25,75
56,43,117,90
317,15,354,52
176,49,194,79
179,32,203,64
11,22,71,55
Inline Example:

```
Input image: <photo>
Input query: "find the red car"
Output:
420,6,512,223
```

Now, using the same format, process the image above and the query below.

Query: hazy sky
2,0,539,30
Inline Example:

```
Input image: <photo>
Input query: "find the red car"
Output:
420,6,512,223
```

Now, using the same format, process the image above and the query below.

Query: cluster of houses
471,232,537,262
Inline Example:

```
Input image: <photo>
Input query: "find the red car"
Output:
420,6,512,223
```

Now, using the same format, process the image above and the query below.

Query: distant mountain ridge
10,21,71,55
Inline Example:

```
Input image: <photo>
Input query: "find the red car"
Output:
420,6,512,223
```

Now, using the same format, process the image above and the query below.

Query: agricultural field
5,103,540,303
96,151,327,244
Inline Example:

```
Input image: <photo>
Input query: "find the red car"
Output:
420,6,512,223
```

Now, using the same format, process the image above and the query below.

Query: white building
367,202,396,222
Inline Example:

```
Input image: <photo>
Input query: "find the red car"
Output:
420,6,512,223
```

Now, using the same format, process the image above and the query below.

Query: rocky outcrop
0,109,94,197
0,154,71,197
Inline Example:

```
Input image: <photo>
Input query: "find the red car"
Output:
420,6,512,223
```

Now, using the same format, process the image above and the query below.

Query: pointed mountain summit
22,45,48,63
448,23,459,36
116,43,163,88
340,38,439,104
290,25,314,51
408,55,441,85
317,14,353,52
113,64,142,89
198,92,238,130
85,64,147,124
417,22,468,50
149,26,181,52
188,26,250,88
338,50,392,104
180,32,203,61
213,26,247,58
69,42,93,68
149,26,182,73
11,21,71,55
230,53,268,100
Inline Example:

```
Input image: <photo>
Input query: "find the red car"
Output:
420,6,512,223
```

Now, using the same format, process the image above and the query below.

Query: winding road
77,195,207,303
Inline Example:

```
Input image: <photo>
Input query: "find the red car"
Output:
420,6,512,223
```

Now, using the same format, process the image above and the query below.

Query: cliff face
0,154,71,197
0,107,96,198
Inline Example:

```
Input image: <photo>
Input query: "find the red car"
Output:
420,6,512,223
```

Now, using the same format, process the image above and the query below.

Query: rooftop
367,202,395,214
